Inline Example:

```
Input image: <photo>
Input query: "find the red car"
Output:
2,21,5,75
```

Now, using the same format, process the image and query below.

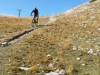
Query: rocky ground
0,0,100,75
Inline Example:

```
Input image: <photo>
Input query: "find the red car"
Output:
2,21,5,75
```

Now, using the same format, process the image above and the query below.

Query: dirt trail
0,15,58,49
0,29,34,48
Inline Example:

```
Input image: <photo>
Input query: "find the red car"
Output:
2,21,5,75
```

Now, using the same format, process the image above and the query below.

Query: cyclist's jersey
33,9,39,17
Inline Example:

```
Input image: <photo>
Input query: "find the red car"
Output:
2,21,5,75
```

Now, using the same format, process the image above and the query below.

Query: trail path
0,29,34,48
0,16,57,49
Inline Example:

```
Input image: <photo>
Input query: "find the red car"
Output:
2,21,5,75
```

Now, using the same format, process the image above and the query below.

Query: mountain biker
30,7,39,25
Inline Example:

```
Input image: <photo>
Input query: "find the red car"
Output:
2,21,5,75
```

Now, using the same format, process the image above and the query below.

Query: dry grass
0,1,100,75
0,16,49,43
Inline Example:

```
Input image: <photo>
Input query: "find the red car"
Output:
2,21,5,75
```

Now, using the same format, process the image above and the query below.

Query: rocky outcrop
90,0,97,3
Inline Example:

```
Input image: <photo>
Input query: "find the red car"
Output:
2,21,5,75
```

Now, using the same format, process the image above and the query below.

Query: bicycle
31,15,38,27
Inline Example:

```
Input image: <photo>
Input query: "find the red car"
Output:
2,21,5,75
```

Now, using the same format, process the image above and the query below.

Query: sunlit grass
0,1,100,75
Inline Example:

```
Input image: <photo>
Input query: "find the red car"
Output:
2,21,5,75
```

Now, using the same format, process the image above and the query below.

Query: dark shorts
34,15,39,17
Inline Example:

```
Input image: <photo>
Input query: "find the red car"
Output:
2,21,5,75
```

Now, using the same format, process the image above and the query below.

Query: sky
0,0,89,17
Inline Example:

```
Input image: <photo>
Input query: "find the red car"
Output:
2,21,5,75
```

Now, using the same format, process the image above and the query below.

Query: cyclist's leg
35,17,38,25
32,17,35,23
37,17,38,24
31,16,38,27
31,17,36,27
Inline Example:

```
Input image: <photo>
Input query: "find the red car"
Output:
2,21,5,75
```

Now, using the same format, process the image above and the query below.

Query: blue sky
0,0,89,17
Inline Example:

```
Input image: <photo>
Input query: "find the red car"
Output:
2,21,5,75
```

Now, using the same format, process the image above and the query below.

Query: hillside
0,16,49,43
0,1,100,75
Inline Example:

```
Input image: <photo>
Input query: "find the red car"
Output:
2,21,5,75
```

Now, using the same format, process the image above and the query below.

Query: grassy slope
0,1,100,75
0,16,49,43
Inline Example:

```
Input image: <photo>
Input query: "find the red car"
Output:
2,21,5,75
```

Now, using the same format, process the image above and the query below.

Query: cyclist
30,7,39,25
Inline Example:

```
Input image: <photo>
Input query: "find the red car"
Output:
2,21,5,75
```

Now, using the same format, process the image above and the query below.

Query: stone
45,72,58,75
59,69,65,75
77,58,81,61
87,49,93,54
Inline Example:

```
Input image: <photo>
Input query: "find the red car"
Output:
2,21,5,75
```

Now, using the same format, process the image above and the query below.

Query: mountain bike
31,15,38,27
